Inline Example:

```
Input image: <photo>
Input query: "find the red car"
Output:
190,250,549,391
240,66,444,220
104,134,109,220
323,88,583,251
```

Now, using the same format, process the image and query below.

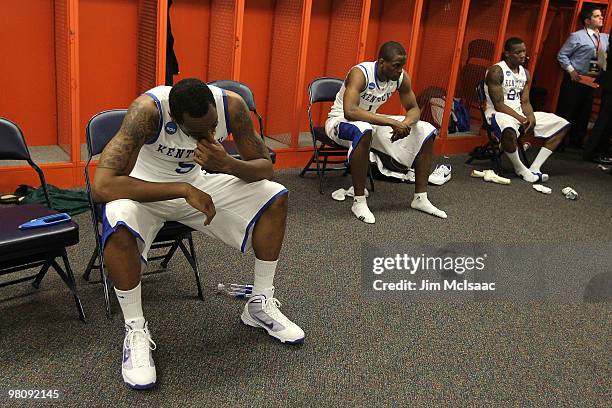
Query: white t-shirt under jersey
329,61,404,119
129,85,231,182
484,60,527,117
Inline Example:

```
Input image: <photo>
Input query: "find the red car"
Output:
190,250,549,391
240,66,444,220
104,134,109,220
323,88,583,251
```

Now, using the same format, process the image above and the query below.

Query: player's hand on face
194,138,229,172
185,185,216,225
569,70,581,82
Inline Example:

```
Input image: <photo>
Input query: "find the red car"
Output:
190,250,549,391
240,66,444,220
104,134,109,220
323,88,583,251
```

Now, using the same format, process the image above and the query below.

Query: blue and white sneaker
530,171,549,182
122,321,157,390
241,287,305,344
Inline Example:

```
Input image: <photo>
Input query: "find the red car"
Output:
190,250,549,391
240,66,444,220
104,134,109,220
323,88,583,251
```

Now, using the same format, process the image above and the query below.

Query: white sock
351,195,375,224
506,150,537,182
529,147,553,173
410,192,447,219
253,258,277,296
115,282,145,328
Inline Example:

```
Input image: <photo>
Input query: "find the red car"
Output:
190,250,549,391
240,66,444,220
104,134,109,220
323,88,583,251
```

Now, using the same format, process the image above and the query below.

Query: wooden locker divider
455,0,507,139
290,0,314,153
407,0,424,79
494,0,512,62
299,0,366,137
412,0,466,152
267,0,308,148
533,0,577,112
437,0,471,153
528,0,552,74
505,0,544,54
138,0,167,94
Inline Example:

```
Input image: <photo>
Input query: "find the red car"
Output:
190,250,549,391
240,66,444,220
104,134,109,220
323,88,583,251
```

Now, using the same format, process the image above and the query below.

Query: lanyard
585,28,601,57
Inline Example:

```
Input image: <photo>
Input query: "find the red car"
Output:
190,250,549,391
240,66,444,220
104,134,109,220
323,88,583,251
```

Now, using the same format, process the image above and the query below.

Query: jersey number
175,162,196,174
507,89,519,100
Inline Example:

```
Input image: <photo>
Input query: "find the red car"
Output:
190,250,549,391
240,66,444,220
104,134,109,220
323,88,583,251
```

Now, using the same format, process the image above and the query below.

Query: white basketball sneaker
241,287,305,344
122,320,157,390
428,164,452,185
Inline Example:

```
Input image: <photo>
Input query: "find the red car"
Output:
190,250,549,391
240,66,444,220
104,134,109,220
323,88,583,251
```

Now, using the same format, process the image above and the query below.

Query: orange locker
2,0,611,191
412,0,465,129
364,0,417,115
455,0,507,135
0,1,71,157
301,0,366,139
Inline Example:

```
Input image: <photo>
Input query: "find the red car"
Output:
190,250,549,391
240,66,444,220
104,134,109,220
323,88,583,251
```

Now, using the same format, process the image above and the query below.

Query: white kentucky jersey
129,85,231,182
329,61,404,118
485,60,527,116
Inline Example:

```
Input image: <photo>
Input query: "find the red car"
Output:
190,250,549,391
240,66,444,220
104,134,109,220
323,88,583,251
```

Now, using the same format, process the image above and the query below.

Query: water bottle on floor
216,283,253,298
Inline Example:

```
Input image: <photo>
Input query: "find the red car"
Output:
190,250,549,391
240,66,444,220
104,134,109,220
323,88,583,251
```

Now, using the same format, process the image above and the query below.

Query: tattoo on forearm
97,99,158,173
487,68,504,105
232,100,270,160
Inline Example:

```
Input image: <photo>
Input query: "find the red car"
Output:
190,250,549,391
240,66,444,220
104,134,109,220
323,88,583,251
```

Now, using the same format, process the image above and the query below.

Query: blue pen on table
18,213,72,230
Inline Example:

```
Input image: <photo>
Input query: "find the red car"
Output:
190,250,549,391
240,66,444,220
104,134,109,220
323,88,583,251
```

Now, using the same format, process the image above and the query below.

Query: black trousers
583,91,612,159
556,73,595,147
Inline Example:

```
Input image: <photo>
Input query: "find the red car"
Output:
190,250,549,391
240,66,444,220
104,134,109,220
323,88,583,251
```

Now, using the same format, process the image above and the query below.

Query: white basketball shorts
488,111,570,140
324,115,438,168
101,172,287,266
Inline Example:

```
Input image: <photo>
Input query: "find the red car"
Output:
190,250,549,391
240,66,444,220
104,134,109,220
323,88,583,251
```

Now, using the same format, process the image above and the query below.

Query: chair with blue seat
299,77,375,194
82,109,204,317
0,117,86,321
207,80,276,164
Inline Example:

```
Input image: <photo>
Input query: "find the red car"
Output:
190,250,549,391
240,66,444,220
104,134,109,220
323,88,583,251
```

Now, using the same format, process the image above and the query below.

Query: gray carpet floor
0,152,610,407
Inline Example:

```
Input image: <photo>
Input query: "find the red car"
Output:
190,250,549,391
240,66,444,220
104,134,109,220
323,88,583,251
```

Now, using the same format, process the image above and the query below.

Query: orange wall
505,1,541,52
0,1,57,146
79,0,139,142
240,0,276,130
301,0,333,132
172,0,212,83
364,0,415,115
265,0,304,144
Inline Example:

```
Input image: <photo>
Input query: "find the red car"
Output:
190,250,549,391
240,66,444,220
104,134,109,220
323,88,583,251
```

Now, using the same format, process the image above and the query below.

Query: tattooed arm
92,96,215,222
211,91,274,182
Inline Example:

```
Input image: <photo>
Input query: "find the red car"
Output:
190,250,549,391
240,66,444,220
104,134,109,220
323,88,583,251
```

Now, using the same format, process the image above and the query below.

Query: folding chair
207,80,276,164
83,110,203,317
466,80,529,174
299,77,374,194
0,118,85,321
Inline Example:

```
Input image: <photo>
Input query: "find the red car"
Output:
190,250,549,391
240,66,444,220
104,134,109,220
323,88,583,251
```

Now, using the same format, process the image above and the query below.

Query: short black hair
580,6,601,26
504,37,525,52
378,41,407,61
169,78,215,123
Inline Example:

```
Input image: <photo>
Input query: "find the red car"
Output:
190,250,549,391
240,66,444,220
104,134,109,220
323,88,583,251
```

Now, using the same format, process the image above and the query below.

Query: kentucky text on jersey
361,91,394,103
155,144,195,159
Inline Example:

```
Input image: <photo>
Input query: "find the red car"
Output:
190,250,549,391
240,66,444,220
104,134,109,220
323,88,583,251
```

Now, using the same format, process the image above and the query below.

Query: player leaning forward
325,41,446,224
92,78,304,390
485,37,570,182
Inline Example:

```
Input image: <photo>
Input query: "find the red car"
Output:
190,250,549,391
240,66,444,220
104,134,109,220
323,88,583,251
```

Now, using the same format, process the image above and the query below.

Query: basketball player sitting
325,41,446,224
485,37,570,182
93,78,304,390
